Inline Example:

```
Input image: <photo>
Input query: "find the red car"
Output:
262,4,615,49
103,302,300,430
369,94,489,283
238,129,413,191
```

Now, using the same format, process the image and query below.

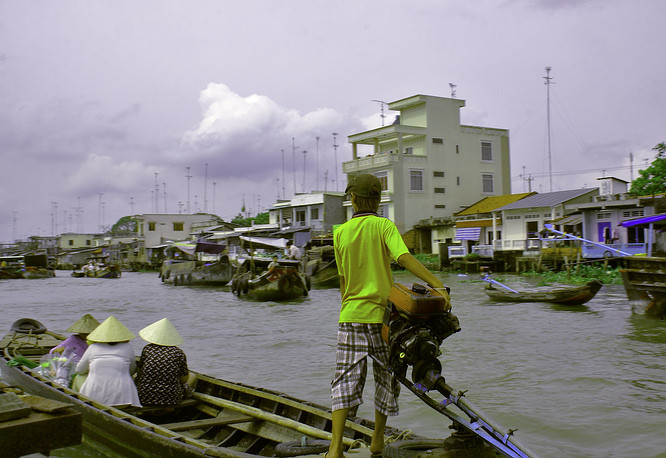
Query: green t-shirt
334,214,410,323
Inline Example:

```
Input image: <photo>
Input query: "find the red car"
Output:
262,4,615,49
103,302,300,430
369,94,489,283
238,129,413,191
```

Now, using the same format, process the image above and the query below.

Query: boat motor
381,283,460,395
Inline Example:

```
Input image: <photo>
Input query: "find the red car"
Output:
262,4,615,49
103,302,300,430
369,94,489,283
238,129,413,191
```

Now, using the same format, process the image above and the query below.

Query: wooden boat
303,246,339,289
231,257,310,301
160,256,234,286
619,256,666,319
0,254,55,279
72,256,121,278
484,279,603,305
1,319,442,458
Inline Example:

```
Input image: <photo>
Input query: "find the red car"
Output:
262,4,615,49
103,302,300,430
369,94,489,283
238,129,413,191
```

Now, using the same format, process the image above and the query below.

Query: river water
2,271,665,458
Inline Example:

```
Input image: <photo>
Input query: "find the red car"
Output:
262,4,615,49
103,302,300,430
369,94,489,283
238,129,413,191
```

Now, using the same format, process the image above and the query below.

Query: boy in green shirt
328,174,447,458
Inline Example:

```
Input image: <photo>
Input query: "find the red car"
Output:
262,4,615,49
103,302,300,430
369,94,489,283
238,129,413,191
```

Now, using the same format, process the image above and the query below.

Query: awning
455,227,481,241
455,219,495,228
239,236,288,249
550,214,582,226
620,213,666,228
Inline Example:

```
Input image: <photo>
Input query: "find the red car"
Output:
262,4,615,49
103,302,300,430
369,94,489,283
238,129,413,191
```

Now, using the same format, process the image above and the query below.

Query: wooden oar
191,392,358,447
481,274,519,294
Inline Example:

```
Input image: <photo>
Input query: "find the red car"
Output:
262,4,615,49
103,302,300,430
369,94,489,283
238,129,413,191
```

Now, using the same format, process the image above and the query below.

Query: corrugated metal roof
455,192,535,216
620,213,666,227
496,188,597,211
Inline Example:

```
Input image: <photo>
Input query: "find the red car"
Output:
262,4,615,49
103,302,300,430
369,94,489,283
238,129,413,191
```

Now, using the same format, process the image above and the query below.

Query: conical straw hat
87,316,135,343
139,318,183,346
66,314,100,334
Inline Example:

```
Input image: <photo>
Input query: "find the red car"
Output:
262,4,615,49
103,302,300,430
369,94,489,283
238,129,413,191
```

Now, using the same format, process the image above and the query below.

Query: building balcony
342,154,427,173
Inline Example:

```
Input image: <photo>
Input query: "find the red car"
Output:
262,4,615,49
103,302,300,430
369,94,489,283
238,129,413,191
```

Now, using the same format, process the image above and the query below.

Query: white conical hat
139,318,183,346
87,316,135,343
66,314,100,334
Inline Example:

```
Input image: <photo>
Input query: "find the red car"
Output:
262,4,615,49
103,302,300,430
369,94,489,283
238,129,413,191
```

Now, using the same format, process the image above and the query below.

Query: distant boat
484,279,603,306
159,241,233,286
231,257,310,301
304,245,339,289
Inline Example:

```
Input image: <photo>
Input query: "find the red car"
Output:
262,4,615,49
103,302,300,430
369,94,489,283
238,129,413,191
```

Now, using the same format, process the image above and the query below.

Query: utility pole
130,196,135,214
163,182,167,213
544,67,555,192
213,181,216,214
12,211,17,242
332,133,339,191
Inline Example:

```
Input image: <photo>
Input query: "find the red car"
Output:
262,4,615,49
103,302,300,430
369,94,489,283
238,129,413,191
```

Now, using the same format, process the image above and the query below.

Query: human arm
397,253,445,289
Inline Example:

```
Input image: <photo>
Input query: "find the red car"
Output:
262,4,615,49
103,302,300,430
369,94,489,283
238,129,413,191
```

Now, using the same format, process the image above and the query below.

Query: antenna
449,83,457,98
185,166,192,214
371,100,388,126
315,136,320,190
281,149,286,200
203,163,208,213
154,173,159,213
163,182,167,213
302,149,307,193
332,133,339,191
544,66,555,192
213,181,216,214
629,151,634,181
291,138,299,196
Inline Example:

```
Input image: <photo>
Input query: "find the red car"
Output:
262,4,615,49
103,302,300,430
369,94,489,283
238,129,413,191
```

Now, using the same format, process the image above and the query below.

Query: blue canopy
619,213,666,227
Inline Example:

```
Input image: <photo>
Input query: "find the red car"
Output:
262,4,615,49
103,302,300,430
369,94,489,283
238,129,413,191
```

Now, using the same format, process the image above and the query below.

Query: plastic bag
35,348,78,387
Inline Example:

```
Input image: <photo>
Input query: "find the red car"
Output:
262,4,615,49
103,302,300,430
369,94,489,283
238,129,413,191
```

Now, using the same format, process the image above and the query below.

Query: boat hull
160,258,233,286
619,256,666,318
484,279,603,305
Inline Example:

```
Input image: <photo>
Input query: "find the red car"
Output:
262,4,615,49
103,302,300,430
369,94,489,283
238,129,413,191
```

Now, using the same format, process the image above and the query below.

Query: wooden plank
160,414,255,431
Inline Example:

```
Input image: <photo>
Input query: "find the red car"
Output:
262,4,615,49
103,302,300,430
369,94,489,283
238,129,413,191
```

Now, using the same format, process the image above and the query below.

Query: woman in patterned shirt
135,318,190,406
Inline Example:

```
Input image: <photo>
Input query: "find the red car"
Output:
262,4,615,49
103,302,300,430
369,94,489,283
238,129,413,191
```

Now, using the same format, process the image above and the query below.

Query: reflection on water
3,272,665,457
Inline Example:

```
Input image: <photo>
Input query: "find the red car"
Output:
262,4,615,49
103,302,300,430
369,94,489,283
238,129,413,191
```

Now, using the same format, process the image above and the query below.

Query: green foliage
414,253,439,264
463,252,481,261
522,264,622,285
629,142,666,196
231,212,269,227
110,216,138,235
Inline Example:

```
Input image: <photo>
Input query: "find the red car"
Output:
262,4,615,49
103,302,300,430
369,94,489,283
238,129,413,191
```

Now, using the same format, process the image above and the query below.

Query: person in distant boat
267,255,279,272
75,315,141,407
49,313,100,361
286,241,301,260
135,318,190,406
327,174,448,458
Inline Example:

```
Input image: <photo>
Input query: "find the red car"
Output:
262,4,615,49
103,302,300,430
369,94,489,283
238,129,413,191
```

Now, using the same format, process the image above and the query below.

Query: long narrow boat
231,257,310,301
619,255,666,318
484,279,603,305
0,320,429,458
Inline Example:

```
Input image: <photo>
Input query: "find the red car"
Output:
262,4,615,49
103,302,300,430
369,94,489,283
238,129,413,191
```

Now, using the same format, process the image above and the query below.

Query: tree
110,216,139,235
629,142,666,196
231,212,269,227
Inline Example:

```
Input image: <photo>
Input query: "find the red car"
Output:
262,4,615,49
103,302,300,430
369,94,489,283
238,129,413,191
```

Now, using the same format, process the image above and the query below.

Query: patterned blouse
135,344,189,406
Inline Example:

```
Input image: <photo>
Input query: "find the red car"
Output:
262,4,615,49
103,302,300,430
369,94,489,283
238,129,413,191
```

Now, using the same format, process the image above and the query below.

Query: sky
1,0,664,242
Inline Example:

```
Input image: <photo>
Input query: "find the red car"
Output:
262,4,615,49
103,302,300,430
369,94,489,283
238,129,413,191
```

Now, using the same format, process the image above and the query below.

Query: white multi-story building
344,94,511,236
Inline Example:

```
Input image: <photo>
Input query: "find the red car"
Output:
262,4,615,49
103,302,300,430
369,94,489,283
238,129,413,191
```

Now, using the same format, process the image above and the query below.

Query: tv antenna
371,100,388,126
449,83,457,98
543,66,555,192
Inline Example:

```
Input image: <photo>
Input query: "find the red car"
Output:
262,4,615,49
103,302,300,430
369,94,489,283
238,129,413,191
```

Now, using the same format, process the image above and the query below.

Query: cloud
176,83,361,187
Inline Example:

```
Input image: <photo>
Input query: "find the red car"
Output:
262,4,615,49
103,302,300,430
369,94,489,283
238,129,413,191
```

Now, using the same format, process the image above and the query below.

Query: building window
410,170,424,192
375,171,388,191
456,144,460,154
404,147,413,155
433,171,445,178
86,240,91,246
481,141,492,161
296,210,306,226
482,174,494,193
432,138,443,144
434,187,445,194
68,240,74,246
456,177,460,186
435,204,446,209
378,204,388,218
311,208,320,220
148,222,156,231
596,212,611,220
173,222,184,231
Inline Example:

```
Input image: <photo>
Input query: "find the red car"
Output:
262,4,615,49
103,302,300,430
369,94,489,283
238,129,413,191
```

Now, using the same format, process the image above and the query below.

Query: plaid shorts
330,322,400,416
